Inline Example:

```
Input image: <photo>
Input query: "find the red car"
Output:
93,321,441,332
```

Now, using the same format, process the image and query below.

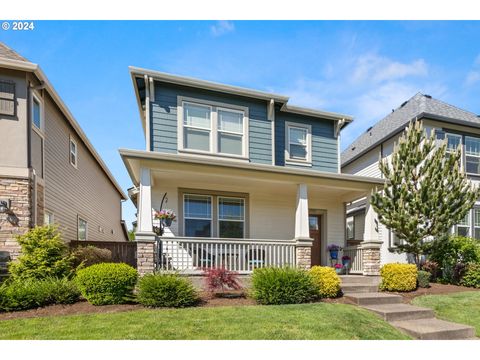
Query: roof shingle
0,42,29,62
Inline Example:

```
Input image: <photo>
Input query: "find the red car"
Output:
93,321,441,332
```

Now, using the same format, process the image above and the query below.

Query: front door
309,215,322,266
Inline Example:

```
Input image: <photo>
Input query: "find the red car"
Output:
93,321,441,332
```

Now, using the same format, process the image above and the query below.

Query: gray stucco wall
151,82,273,164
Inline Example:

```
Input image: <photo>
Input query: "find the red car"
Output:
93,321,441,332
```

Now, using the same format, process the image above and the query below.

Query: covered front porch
120,149,384,275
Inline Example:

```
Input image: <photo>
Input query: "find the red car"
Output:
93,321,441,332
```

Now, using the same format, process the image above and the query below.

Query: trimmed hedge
137,273,199,308
72,246,112,268
380,263,417,292
461,264,480,288
75,263,138,305
0,278,80,312
417,270,431,288
251,267,318,305
310,266,341,298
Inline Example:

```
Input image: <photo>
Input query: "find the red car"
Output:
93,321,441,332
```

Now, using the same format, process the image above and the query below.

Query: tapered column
362,192,382,275
294,184,313,269
137,167,153,234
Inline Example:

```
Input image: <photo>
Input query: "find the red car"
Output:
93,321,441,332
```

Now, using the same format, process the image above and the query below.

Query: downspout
144,74,151,151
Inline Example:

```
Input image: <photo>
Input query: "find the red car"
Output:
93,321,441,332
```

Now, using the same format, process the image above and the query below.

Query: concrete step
362,303,435,322
341,284,379,293
345,292,403,306
340,275,381,285
391,318,476,340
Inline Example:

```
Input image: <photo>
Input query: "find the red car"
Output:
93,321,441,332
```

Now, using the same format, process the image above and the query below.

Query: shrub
421,260,439,282
75,263,138,305
309,266,341,298
72,246,112,268
0,278,80,312
137,273,198,308
251,267,318,305
461,264,480,288
380,263,417,292
203,267,242,294
417,270,431,288
9,226,75,281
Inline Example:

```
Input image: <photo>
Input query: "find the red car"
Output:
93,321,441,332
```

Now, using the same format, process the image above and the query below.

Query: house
342,92,480,264
120,67,385,275
0,42,129,259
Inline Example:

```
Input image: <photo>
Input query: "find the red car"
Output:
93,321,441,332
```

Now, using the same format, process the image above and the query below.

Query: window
456,213,470,237
180,98,248,158
389,230,402,247
285,122,311,164
184,194,212,237
446,133,462,153
78,217,87,241
70,137,78,168
44,211,54,225
465,136,480,174
218,197,244,238
32,95,42,129
183,103,211,152
475,208,480,240
346,216,354,240
0,80,15,116
217,109,244,156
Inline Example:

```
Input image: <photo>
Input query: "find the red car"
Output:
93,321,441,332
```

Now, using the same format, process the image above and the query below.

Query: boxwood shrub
137,273,199,308
75,263,138,305
309,266,341,298
0,277,80,312
380,263,417,292
461,264,480,288
417,270,431,288
251,267,318,305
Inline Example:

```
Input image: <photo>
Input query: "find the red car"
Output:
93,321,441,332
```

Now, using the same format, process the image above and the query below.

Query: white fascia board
280,103,354,123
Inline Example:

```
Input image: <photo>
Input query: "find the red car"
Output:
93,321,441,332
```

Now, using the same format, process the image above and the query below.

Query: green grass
0,303,410,340
413,291,480,336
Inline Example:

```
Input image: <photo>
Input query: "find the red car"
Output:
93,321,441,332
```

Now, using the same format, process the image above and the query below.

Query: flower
327,244,342,251
154,209,177,220
334,263,343,269
342,255,351,261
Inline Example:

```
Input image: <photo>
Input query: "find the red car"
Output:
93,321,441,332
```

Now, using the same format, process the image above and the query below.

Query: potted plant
154,209,176,227
334,263,343,274
327,244,342,260
342,255,351,275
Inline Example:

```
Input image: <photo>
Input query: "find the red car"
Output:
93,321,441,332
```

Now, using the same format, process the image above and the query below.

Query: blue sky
3,20,480,228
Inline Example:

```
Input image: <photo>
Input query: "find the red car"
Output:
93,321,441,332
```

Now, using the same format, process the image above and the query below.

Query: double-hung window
456,213,470,237
180,98,247,157
474,208,480,240
465,136,480,175
285,122,311,164
184,194,212,237
78,217,87,241
218,197,245,238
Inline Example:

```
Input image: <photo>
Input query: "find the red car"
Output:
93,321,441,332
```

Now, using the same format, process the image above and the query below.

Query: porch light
0,200,10,214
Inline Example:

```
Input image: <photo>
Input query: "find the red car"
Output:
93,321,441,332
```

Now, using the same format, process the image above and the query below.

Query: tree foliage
370,121,480,264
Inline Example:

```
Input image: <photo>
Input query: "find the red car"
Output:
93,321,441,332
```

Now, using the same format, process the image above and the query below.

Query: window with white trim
78,217,87,241
389,230,402,247
70,137,78,168
446,133,462,154
456,213,470,237
474,208,480,240
346,216,354,240
218,197,245,238
180,99,247,157
465,136,480,174
44,211,54,225
285,122,311,164
32,94,42,129
184,194,212,237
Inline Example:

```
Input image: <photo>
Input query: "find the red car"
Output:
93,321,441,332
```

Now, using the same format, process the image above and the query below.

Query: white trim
465,135,480,175
183,193,213,238
77,216,88,241
177,96,249,159
31,91,44,133
69,136,78,169
217,196,245,238
44,209,55,225
268,99,276,165
285,121,312,165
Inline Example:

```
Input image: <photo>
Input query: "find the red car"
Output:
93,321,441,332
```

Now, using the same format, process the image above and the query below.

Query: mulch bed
391,283,480,303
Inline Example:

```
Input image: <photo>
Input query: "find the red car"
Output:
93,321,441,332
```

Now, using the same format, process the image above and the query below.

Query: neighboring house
342,92,480,264
121,67,385,275
0,42,129,259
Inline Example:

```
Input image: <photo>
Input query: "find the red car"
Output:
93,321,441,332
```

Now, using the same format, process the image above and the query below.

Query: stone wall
136,238,156,275
0,176,32,259
362,241,382,276
295,238,313,270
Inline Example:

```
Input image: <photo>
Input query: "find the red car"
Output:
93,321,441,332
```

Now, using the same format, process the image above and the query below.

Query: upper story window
70,137,78,168
179,97,248,158
465,136,480,174
0,80,16,116
285,122,312,165
32,94,43,130
445,133,462,153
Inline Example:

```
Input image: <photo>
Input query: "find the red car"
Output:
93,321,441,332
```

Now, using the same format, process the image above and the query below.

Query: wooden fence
70,240,137,268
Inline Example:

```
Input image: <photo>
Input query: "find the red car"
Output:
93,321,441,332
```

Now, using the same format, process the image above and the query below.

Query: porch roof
120,149,385,196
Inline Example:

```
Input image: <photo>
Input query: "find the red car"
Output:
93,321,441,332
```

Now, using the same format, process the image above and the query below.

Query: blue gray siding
151,82,272,164
275,110,338,172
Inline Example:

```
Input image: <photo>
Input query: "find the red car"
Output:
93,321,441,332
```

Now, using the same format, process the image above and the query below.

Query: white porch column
362,192,382,275
363,192,378,241
137,167,153,234
295,183,310,239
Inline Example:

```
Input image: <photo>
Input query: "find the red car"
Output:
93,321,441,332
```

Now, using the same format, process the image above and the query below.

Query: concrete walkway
340,275,476,340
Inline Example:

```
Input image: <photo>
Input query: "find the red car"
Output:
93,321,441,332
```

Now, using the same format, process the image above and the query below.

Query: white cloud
210,21,235,37
351,54,428,84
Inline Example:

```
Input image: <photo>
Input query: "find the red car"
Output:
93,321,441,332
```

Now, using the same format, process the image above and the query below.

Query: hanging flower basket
154,209,176,227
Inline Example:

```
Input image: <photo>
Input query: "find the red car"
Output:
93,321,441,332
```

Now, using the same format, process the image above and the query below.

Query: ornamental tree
370,121,480,266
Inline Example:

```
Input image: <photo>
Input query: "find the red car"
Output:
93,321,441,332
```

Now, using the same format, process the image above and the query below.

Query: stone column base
136,232,157,275
361,240,382,276
295,237,313,270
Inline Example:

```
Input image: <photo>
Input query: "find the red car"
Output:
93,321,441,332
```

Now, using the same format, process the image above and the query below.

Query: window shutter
0,80,15,116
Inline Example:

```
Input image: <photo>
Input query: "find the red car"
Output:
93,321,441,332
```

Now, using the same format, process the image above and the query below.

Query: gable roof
341,93,480,167
0,42,127,200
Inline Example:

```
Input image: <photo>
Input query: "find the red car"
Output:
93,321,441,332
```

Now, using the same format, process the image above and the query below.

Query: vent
351,146,356,151
400,101,408,108
424,94,432,99
366,126,373,133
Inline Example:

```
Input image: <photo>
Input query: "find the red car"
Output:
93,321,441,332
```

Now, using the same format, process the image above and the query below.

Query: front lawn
0,303,410,340
412,291,480,336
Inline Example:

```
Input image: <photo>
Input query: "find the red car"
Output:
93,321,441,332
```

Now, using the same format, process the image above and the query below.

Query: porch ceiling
120,149,385,200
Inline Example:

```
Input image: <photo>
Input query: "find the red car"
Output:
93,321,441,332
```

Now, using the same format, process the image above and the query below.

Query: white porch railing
342,245,364,274
156,237,296,273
